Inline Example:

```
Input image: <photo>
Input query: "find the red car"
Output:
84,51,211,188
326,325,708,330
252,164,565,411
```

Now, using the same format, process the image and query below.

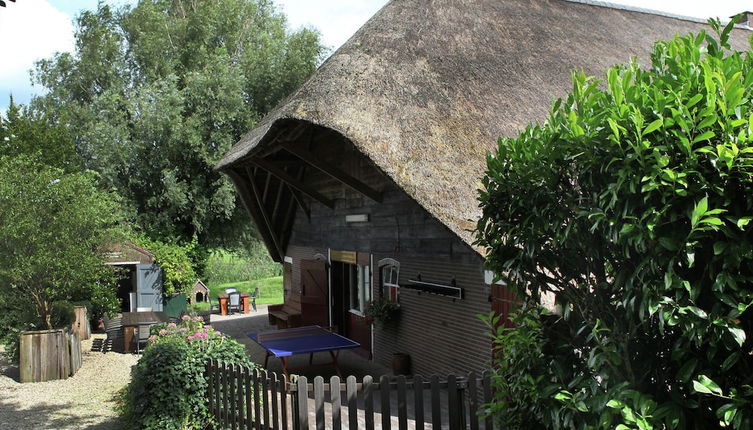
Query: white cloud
275,0,388,50
611,0,752,21
0,0,75,107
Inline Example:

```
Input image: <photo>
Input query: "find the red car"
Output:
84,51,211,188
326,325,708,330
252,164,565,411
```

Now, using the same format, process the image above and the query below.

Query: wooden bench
267,292,302,329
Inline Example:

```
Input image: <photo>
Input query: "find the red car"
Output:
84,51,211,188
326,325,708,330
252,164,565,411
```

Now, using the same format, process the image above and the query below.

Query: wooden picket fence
206,358,495,430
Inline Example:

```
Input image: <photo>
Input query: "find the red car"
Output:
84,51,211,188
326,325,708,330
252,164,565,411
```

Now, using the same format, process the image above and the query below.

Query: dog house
191,280,210,304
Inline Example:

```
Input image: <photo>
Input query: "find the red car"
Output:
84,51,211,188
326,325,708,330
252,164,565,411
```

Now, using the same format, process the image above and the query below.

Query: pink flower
181,315,190,321
187,335,194,341
148,335,157,342
167,323,177,328
158,329,168,336
178,328,188,333
193,316,203,323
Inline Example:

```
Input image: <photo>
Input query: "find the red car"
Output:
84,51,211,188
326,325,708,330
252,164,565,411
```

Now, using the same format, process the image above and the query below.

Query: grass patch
207,276,284,305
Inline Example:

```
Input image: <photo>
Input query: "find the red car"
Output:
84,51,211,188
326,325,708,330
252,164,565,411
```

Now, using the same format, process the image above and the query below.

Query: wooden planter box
72,306,91,340
19,328,82,383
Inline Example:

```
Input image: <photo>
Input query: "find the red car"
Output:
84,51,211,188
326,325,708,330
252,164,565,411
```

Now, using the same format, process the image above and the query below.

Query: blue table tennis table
248,325,360,377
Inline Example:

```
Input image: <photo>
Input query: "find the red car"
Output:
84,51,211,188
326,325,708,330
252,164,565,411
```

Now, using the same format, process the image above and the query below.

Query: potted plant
364,298,400,326
189,301,211,324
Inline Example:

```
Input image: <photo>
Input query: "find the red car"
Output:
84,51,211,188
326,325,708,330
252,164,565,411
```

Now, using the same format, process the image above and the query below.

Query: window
349,264,372,314
378,258,400,301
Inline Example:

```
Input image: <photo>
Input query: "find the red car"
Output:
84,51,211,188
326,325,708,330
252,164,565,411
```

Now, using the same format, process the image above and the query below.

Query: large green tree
0,157,123,341
476,21,753,429
31,0,325,248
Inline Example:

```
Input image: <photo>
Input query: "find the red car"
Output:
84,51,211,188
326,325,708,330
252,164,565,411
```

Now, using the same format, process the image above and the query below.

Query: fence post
468,372,479,430
297,376,309,430
380,375,391,430
330,376,341,430
413,374,424,430
364,375,375,430
397,375,408,430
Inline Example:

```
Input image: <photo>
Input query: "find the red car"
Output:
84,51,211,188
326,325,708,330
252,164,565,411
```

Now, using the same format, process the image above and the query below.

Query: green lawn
207,276,283,305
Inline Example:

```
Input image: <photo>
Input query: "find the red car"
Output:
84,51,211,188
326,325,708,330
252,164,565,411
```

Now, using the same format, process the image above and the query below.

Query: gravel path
0,334,138,430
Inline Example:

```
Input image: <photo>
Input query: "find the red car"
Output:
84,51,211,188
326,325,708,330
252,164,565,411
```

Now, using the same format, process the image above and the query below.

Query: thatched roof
217,0,752,257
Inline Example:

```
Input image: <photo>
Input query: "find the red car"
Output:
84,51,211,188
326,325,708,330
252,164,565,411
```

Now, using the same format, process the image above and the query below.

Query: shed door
300,259,328,327
136,264,163,311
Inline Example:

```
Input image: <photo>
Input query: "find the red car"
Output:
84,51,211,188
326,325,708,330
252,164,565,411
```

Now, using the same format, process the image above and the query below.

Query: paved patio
209,305,389,379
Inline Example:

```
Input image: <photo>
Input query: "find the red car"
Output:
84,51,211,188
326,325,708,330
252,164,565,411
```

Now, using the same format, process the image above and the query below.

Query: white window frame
378,258,400,301
349,264,372,315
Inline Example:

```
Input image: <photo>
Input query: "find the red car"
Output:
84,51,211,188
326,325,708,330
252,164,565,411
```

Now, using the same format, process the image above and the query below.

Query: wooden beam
245,166,284,259
251,158,335,209
281,166,305,250
282,142,382,203
225,169,283,262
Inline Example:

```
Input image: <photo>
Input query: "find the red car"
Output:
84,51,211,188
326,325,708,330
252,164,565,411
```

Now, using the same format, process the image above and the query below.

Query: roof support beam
225,168,283,262
282,142,383,203
251,158,335,209
245,166,284,260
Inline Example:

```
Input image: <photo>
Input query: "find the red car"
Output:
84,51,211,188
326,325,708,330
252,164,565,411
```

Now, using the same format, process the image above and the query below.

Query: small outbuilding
190,280,210,304
105,242,164,312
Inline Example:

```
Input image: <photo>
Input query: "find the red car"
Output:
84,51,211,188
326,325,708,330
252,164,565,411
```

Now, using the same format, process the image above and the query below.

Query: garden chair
249,287,259,312
209,297,220,314
224,287,238,295
102,314,123,353
227,292,242,315
135,322,153,354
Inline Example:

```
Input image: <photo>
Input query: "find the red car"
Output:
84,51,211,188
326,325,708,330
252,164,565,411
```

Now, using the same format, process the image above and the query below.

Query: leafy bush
136,236,198,296
49,301,76,329
118,316,253,429
475,21,753,429
364,298,401,325
189,301,211,313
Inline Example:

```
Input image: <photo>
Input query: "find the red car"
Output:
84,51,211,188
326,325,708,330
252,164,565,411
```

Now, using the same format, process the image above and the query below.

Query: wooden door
300,259,328,327
136,264,163,311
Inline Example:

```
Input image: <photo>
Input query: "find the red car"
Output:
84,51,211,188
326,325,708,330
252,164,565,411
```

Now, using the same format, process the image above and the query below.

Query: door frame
327,248,374,359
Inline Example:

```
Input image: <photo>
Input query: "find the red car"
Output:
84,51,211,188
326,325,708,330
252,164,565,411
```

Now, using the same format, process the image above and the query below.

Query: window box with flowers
364,297,401,326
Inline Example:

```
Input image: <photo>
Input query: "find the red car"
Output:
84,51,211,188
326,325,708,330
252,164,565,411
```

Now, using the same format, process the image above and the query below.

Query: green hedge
476,21,753,429
117,317,254,429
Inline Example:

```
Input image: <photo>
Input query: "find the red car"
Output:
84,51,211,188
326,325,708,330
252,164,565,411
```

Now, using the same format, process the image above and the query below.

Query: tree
476,21,753,429
0,157,124,333
0,97,79,172
31,0,325,248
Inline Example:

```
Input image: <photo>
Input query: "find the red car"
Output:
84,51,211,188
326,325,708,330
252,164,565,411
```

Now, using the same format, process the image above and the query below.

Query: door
300,259,328,327
136,264,164,311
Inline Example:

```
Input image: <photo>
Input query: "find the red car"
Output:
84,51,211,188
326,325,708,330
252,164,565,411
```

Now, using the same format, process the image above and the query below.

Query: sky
0,0,751,111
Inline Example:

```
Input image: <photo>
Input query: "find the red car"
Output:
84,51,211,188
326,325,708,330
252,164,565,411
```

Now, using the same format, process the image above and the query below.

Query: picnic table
217,292,252,315
122,311,168,353
248,325,360,377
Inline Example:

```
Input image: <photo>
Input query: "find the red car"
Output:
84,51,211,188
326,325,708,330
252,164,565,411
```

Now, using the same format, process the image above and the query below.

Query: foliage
0,98,79,172
189,301,211,313
0,157,123,340
31,0,326,249
118,316,253,429
475,21,753,429
208,276,283,305
364,297,401,325
136,236,198,296
204,243,281,285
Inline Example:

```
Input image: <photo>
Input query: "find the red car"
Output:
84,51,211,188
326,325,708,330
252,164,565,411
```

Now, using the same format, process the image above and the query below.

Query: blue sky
0,0,750,111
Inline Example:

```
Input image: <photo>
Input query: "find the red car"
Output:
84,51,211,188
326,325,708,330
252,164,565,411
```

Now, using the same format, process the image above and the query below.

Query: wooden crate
20,328,82,383
72,306,91,340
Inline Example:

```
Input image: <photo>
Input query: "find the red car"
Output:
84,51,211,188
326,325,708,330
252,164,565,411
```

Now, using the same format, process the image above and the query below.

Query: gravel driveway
0,334,138,430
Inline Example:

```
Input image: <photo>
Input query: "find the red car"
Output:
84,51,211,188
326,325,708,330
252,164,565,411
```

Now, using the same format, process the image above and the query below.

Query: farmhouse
216,0,752,375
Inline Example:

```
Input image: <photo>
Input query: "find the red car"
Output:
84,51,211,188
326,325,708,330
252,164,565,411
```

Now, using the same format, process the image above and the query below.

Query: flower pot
392,352,411,376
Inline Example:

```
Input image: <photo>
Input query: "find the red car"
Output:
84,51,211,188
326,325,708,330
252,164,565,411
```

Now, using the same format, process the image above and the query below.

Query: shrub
475,21,753,429
364,298,401,325
135,236,198,296
118,316,253,429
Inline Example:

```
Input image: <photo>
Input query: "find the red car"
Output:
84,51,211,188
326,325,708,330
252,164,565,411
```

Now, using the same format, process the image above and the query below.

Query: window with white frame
349,264,372,314
378,258,400,301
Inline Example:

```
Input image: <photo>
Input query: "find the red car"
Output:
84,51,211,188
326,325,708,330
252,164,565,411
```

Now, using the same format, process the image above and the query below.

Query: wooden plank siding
278,140,495,376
